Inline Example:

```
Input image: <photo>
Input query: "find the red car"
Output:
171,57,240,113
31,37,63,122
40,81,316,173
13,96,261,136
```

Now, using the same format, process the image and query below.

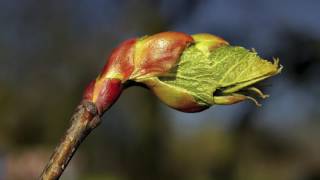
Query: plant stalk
39,100,100,180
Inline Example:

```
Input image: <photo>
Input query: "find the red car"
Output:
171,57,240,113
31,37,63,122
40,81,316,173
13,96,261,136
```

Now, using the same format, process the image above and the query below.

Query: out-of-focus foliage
0,0,319,180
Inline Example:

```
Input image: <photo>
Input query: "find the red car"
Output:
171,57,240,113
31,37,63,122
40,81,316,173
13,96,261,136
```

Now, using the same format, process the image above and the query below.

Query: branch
39,101,100,180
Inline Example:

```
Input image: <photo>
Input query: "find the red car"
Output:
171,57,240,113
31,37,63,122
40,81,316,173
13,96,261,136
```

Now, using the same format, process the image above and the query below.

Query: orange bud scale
83,32,195,113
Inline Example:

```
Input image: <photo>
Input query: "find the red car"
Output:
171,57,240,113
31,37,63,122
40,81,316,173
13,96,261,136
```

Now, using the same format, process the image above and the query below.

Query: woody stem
39,101,101,180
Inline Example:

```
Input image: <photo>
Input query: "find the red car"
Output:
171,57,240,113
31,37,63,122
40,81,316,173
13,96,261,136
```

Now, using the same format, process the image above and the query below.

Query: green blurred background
0,0,320,179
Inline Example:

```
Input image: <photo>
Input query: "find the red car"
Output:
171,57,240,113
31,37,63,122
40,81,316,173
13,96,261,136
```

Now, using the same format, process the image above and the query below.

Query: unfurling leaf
83,32,282,113
137,44,281,112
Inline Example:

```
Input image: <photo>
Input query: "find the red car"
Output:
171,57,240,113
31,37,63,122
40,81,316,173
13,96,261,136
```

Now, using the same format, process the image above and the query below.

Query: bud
83,32,282,114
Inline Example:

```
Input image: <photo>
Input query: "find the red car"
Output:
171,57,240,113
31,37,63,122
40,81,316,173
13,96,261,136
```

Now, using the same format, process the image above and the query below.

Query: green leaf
158,45,281,105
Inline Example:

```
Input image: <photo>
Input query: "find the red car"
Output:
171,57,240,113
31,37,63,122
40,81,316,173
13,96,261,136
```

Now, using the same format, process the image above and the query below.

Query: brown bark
39,101,100,180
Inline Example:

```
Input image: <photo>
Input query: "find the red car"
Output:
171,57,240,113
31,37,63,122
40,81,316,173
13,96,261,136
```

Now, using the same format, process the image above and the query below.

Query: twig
39,101,101,180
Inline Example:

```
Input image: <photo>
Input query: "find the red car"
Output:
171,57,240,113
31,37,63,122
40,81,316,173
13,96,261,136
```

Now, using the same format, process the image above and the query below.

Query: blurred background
0,0,320,179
